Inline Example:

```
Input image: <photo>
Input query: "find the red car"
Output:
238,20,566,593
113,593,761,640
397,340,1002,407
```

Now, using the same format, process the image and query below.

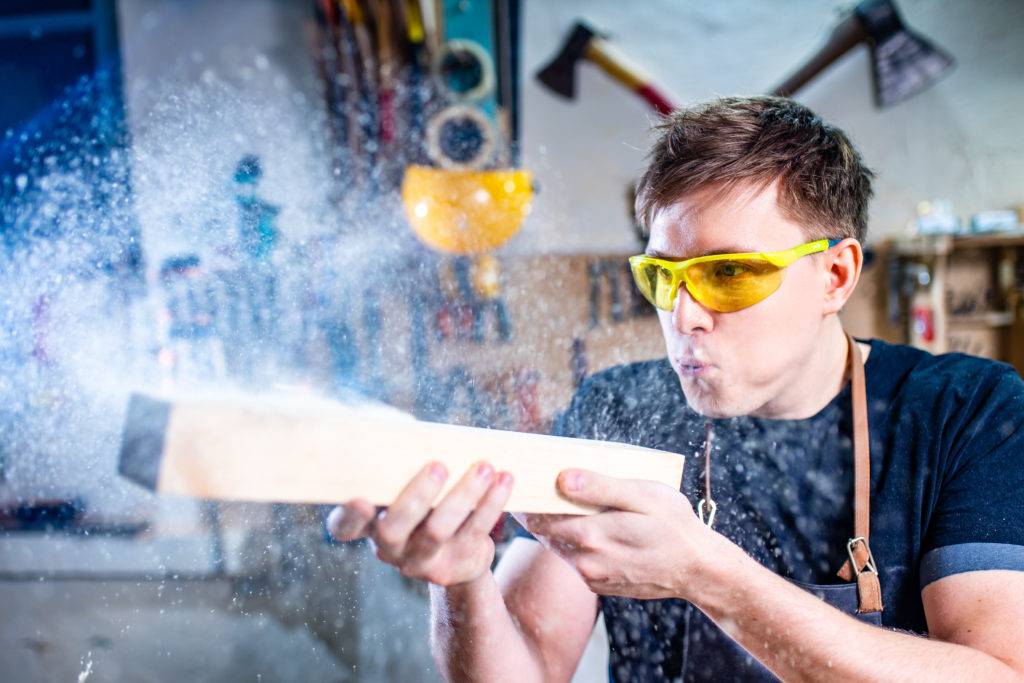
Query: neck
752,317,851,420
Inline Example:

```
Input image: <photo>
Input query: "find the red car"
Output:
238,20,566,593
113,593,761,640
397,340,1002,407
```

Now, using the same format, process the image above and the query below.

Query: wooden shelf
888,232,1024,258
883,231,1024,377
948,311,1015,328
952,233,1024,250
890,234,953,257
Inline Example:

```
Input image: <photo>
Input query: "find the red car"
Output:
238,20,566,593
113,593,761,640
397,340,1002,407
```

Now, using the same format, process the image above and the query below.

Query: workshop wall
514,0,1024,255
117,1,1024,265
116,0,334,263
114,0,1024,373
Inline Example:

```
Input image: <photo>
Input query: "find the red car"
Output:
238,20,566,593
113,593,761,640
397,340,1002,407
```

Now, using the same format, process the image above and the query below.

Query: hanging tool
770,0,954,107
426,0,503,169
339,0,380,189
588,260,602,328
605,261,623,323
403,0,433,163
399,0,533,255
410,0,442,64
312,0,355,201
492,0,521,165
469,253,512,343
536,21,677,115
571,336,587,389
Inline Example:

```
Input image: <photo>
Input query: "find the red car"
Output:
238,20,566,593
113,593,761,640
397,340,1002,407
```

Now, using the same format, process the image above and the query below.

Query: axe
536,21,676,115
771,0,954,107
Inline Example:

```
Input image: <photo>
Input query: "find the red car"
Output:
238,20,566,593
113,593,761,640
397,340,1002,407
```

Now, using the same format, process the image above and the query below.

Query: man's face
647,181,832,419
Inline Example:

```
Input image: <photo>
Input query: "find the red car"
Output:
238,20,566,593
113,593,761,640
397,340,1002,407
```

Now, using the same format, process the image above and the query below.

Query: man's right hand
326,461,513,587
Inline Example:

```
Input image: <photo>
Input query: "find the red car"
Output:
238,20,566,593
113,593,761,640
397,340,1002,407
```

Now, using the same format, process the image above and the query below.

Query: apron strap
836,334,884,614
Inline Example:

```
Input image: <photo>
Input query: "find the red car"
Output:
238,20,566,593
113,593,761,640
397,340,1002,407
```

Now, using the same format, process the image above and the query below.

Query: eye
715,261,751,278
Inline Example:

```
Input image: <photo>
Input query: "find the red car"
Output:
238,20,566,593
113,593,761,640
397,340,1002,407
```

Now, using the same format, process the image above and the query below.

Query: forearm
430,573,547,683
695,538,1023,682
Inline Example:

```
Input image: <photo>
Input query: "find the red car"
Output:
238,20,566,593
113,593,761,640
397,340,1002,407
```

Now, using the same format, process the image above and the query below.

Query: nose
671,284,714,334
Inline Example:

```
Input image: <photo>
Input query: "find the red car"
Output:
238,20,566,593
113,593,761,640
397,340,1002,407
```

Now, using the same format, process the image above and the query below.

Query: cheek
781,263,828,312
716,315,780,371
656,309,692,354
656,309,674,336
714,297,808,369
731,277,823,364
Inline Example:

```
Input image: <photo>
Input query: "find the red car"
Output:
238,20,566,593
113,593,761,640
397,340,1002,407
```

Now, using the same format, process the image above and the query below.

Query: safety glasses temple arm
630,254,680,270
763,238,842,266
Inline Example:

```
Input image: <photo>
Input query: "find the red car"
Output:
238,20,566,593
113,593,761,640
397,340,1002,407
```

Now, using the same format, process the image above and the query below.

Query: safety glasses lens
630,257,787,312
685,258,784,312
632,261,675,310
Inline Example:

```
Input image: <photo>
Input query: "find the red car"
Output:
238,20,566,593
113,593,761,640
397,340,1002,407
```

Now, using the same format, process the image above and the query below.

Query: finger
326,500,375,541
520,518,588,562
374,462,448,552
515,513,590,558
415,462,498,545
453,470,513,540
402,471,513,579
557,469,658,512
517,512,579,537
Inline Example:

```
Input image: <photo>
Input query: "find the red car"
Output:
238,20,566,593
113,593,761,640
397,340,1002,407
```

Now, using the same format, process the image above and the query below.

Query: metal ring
425,104,497,169
697,498,717,528
846,536,879,576
434,39,496,103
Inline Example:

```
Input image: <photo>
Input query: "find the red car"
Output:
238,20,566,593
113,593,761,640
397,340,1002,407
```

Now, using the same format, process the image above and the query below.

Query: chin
678,379,749,419
687,401,745,419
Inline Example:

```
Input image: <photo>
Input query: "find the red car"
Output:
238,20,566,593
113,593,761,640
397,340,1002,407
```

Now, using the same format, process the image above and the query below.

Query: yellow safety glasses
629,239,841,313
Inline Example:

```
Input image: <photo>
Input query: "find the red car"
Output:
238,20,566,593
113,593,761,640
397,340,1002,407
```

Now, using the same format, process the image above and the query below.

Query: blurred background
1,0,1022,680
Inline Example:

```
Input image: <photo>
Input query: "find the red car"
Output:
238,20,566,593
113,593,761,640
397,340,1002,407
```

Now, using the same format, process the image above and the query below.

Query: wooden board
119,393,684,514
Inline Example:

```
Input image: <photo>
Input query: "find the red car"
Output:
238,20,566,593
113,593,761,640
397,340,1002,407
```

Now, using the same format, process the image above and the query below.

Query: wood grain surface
142,394,684,514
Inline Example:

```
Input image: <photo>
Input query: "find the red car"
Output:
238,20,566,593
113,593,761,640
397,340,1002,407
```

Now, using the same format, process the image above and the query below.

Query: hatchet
536,21,676,114
771,0,954,107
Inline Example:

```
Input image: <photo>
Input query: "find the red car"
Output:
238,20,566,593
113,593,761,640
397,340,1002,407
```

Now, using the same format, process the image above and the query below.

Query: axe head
856,0,954,107
535,22,598,99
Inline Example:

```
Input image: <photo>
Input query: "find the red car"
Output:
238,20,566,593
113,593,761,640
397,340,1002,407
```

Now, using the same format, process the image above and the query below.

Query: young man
328,96,1024,681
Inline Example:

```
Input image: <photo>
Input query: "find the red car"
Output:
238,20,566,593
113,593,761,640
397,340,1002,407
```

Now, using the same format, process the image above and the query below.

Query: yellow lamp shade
401,165,533,254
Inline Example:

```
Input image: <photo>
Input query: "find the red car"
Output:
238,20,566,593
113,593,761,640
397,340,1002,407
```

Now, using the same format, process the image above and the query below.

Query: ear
822,238,863,316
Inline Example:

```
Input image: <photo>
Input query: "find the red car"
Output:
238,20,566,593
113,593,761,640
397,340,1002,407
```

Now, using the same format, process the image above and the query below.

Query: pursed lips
674,355,710,377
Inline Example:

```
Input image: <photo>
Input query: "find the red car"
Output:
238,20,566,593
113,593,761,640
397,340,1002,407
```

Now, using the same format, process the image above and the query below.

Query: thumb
557,469,649,513
326,500,376,541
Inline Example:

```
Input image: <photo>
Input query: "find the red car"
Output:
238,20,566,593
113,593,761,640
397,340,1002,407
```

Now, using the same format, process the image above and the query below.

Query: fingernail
326,507,344,535
562,470,581,492
477,462,494,480
498,472,513,488
430,463,447,481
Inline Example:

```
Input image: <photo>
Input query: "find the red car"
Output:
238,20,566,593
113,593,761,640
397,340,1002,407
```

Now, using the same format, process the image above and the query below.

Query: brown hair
635,96,874,243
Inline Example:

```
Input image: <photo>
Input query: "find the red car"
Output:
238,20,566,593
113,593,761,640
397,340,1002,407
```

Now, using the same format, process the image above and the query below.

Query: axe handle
584,37,676,114
771,13,867,97
635,84,676,116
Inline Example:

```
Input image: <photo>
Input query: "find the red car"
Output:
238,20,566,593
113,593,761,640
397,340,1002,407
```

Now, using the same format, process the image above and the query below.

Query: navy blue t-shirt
548,339,1024,682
